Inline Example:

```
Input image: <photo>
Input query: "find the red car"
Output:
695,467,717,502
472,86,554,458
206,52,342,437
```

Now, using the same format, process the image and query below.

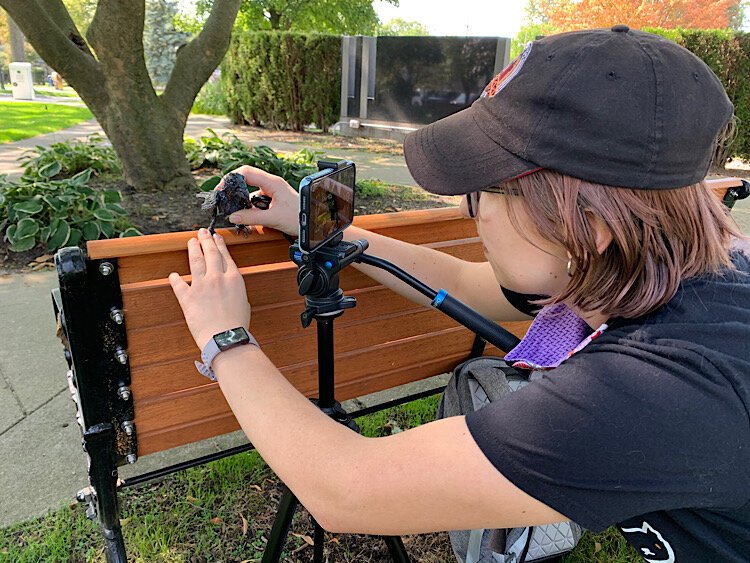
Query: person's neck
567,303,608,330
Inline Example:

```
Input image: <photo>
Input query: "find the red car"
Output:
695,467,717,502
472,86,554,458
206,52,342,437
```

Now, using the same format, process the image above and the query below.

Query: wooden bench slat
133,332,512,455
135,343,504,457
89,207,467,259
114,217,479,284
120,238,484,331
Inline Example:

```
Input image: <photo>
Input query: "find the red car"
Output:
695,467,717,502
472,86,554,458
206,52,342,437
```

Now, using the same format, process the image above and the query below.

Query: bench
52,177,747,562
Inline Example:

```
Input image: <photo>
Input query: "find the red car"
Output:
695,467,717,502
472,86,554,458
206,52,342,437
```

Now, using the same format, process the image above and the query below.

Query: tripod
261,234,411,563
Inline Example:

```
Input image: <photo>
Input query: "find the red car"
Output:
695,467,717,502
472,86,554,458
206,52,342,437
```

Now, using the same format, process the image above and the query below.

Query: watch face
213,327,250,351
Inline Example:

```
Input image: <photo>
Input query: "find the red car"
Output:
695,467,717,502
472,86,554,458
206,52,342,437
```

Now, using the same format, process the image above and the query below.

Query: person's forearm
212,343,361,526
343,225,473,307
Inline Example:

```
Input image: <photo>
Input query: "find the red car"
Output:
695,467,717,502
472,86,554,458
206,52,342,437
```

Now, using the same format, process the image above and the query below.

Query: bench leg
85,422,128,563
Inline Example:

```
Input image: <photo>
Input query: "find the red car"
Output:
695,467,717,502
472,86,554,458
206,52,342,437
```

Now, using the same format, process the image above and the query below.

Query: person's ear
586,211,613,255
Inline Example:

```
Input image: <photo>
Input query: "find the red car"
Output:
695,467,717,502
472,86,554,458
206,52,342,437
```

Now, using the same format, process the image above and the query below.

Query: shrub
192,79,228,116
20,135,121,180
222,32,341,131
0,169,140,253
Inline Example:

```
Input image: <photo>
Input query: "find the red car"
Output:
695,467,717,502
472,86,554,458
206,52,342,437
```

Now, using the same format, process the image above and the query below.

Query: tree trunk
0,0,241,193
7,13,26,62
88,96,193,191
268,9,282,29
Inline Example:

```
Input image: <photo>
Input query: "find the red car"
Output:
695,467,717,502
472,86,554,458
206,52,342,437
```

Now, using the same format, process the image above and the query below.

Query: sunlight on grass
0,102,93,143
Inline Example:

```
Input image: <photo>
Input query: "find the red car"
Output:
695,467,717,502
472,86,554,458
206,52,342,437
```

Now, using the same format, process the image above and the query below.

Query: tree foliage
377,18,429,36
197,0,397,34
144,0,191,85
526,0,745,32
61,0,97,36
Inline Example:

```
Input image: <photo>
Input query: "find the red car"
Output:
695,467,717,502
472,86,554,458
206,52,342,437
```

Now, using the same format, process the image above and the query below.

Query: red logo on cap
482,42,532,98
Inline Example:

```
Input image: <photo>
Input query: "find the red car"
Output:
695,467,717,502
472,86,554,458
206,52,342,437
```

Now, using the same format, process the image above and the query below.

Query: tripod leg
313,519,325,563
262,486,299,563
383,536,411,563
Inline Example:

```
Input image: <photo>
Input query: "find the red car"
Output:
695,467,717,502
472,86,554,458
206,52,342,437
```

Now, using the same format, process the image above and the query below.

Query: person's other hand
219,166,298,236
169,229,251,350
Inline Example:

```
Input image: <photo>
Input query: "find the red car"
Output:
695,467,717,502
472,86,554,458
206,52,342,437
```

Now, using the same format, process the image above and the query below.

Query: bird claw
235,224,251,238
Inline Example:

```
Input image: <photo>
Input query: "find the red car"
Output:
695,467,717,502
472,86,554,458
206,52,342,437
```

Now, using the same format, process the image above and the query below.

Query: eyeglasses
466,186,520,218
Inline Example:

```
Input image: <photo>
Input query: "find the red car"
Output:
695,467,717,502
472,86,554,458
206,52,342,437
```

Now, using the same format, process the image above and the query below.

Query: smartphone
298,162,355,252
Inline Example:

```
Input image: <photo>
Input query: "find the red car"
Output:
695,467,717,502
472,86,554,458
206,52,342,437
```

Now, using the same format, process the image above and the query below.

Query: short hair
503,170,746,319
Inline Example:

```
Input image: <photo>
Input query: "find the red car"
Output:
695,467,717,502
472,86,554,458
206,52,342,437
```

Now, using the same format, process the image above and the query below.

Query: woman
170,28,749,561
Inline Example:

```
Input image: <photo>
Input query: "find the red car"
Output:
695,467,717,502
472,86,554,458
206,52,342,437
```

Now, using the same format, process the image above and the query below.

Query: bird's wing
196,191,218,210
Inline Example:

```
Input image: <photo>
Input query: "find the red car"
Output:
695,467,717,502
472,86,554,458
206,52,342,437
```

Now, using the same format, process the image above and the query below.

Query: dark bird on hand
196,173,271,236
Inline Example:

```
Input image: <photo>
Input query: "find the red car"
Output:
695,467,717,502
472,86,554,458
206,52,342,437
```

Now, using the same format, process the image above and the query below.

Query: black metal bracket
53,247,137,562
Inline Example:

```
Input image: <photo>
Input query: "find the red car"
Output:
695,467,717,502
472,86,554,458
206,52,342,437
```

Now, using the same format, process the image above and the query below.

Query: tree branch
0,0,105,103
162,0,241,119
87,0,155,103
36,0,93,57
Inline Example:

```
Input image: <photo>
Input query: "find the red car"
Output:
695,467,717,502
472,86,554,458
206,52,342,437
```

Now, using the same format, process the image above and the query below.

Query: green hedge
222,32,341,132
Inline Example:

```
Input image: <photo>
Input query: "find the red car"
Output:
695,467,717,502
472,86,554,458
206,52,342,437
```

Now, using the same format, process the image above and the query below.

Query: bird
196,173,271,236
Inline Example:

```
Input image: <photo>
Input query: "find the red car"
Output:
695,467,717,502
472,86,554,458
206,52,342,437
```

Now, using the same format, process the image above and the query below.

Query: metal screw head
115,348,128,365
126,453,137,464
99,262,114,276
121,420,134,436
110,309,124,325
117,385,131,401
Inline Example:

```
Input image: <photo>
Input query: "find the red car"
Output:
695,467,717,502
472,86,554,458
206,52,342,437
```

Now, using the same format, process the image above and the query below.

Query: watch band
195,328,259,381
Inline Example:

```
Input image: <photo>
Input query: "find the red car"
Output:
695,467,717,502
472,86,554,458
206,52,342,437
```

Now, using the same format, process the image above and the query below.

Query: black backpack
437,356,583,563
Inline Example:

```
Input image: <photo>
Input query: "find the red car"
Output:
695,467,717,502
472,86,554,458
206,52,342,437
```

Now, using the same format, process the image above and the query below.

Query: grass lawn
0,395,638,562
0,101,92,143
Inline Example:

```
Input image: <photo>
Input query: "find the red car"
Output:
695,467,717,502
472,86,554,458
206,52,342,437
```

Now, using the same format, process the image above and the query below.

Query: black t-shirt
466,250,750,562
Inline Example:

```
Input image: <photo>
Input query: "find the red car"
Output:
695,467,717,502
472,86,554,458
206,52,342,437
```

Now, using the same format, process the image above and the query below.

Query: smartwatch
195,327,259,381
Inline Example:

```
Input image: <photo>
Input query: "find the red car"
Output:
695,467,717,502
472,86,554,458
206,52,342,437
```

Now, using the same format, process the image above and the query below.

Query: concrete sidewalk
0,114,416,187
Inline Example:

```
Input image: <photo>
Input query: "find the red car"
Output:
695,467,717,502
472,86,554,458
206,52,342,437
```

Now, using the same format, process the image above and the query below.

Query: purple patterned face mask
504,303,607,370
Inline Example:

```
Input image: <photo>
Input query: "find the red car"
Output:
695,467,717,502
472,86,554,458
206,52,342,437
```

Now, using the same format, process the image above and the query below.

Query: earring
566,254,574,277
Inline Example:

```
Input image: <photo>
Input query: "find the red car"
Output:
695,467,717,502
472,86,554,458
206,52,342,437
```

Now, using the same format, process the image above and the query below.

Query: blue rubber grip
431,288,448,307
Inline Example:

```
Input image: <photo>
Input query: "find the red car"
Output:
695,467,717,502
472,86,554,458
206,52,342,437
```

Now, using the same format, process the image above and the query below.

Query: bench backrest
83,179,743,457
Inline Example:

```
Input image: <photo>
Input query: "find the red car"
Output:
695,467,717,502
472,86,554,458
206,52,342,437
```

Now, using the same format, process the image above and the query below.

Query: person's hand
219,166,299,236
169,229,251,350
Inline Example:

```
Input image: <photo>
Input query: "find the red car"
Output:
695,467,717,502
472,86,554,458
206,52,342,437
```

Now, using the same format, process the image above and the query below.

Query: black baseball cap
403,26,734,194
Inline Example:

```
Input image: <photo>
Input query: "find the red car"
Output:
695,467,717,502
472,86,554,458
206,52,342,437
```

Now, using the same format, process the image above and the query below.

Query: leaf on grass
186,495,200,504
594,541,602,553
248,484,262,492
292,533,314,546
241,513,248,536
120,518,131,526
210,517,223,525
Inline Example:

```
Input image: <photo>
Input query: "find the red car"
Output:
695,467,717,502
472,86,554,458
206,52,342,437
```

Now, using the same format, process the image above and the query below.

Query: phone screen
301,164,355,251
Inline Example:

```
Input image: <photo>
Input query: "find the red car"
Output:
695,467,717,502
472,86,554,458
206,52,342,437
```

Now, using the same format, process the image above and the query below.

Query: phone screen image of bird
308,167,354,250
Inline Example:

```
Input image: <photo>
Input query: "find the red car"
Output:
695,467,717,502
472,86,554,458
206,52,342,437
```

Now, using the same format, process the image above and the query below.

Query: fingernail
229,214,240,222
199,228,208,236
213,232,222,239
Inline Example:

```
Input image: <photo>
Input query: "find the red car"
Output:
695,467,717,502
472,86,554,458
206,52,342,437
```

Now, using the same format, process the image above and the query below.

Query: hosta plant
0,169,141,253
